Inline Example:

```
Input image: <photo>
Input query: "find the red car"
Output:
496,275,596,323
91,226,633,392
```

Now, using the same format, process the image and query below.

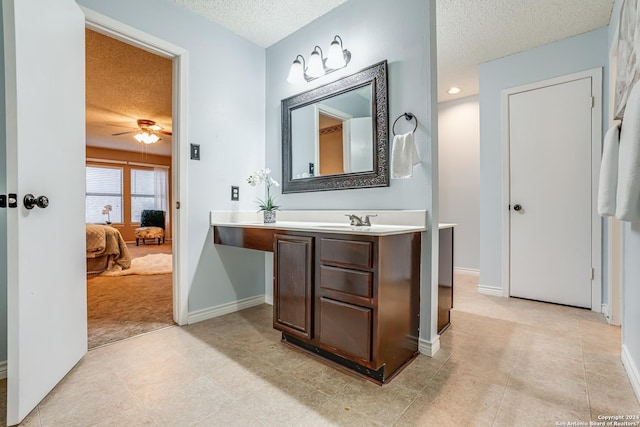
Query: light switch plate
190,144,200,160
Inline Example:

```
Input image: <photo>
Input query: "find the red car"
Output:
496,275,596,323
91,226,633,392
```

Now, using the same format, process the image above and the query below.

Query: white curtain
154,167,169,234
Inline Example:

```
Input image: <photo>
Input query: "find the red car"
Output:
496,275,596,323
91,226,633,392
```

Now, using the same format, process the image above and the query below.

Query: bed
86,224,131,274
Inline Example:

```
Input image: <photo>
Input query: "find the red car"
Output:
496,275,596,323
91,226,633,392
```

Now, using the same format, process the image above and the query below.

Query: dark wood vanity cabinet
275,232,421,383
215,225,421,384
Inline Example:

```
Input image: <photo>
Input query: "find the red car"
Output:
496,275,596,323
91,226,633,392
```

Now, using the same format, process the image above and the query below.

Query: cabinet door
274,234,314,339
438,227,454,334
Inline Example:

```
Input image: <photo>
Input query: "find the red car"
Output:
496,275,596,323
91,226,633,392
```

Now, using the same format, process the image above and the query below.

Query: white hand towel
616,81,640,222
597,124,620,217
391,132,420,179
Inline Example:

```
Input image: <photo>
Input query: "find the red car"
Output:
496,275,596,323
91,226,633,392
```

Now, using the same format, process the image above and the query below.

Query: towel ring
392,112,418,136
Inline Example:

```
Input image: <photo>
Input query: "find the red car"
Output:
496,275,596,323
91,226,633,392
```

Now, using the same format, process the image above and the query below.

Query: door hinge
590,96,594,108
591,268,595,280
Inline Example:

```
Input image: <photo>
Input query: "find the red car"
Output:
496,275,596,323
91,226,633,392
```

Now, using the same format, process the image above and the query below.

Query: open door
3,0,86,424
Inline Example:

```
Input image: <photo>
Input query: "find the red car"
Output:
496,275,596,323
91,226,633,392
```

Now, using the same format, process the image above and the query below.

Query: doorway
501,69,602,310
85,9,189,327
85,28,175,348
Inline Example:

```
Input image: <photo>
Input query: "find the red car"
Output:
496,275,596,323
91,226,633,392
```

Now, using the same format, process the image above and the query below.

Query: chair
135,210,166,245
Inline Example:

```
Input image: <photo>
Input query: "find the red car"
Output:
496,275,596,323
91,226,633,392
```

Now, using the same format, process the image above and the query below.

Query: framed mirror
282,60,388,193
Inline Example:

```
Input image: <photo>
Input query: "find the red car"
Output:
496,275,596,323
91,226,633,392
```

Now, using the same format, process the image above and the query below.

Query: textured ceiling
174,0,349,47
175,0,614,102
85,0,616,152
86,29,173,156
437,0,615,101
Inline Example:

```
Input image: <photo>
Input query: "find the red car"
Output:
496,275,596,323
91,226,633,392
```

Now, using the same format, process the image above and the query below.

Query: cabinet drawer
320,298,371,362
320,238,373,269
320,265,372,298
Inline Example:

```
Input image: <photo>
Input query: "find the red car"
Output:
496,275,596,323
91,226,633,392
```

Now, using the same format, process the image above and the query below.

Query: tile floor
4,273,640,426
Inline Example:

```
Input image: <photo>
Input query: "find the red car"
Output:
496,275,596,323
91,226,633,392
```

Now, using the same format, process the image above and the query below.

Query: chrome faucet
345,214,377,226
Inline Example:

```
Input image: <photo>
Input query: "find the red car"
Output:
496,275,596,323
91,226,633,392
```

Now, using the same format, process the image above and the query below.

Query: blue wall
266,0,435,212
478,28,609,294
77,0,268,314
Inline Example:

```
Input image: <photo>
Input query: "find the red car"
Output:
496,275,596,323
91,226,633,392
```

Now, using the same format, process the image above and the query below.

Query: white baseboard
418,336,440,357
187,295,267,324
477,284,503,297
265,294,273,305
0,361,6,379
601,304,610,322
454,267,480,276
622,345,640,405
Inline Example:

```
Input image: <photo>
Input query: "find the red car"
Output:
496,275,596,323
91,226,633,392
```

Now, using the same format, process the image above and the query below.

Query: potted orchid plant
102,204,112,224
247,168,280,223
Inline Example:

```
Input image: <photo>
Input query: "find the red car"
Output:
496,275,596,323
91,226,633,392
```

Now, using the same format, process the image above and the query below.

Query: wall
610,0,640,402
265,0,439,342
0,4,7,363
438,95,480,271
77,0,268,313
478,27,609,293
86,147,172,242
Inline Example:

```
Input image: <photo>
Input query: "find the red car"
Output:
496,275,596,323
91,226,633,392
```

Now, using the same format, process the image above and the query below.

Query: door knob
513,204,522,212
24,194,49,209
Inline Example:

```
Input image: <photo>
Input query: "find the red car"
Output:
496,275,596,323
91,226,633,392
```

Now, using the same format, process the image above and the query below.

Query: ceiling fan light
307,46,325,78
326,36,346,69
134,132,160,144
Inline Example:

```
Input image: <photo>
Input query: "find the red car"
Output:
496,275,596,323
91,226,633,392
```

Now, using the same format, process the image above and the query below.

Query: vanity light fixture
286,35,351,84
133,131,160,144
447,87,462,95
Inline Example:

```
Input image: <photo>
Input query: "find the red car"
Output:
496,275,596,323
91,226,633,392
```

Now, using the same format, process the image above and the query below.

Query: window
85,166,123,223
130,169,155,223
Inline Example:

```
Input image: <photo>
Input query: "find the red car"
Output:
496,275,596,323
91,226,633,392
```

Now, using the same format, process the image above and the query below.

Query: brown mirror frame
281,60,389,193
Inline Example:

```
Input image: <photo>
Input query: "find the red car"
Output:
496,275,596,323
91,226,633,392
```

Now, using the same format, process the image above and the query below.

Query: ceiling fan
111,119,172,144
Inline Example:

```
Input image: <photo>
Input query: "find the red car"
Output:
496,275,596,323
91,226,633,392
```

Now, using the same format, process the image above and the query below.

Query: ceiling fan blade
111,130,136,136
159,130,172,136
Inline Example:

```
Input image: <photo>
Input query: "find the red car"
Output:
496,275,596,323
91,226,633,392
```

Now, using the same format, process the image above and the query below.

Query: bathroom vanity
211,210,426,384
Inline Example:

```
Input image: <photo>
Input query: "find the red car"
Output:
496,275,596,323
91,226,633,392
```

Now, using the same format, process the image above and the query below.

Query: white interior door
4,0,87,424
509,77,593,308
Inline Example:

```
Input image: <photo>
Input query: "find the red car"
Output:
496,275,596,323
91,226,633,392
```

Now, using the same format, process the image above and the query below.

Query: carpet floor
87,242,174,349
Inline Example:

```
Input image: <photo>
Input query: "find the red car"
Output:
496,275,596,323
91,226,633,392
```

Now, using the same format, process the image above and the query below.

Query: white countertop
211,210,428,236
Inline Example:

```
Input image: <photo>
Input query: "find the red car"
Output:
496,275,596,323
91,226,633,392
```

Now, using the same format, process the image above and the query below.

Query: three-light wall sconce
286,35,351,84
